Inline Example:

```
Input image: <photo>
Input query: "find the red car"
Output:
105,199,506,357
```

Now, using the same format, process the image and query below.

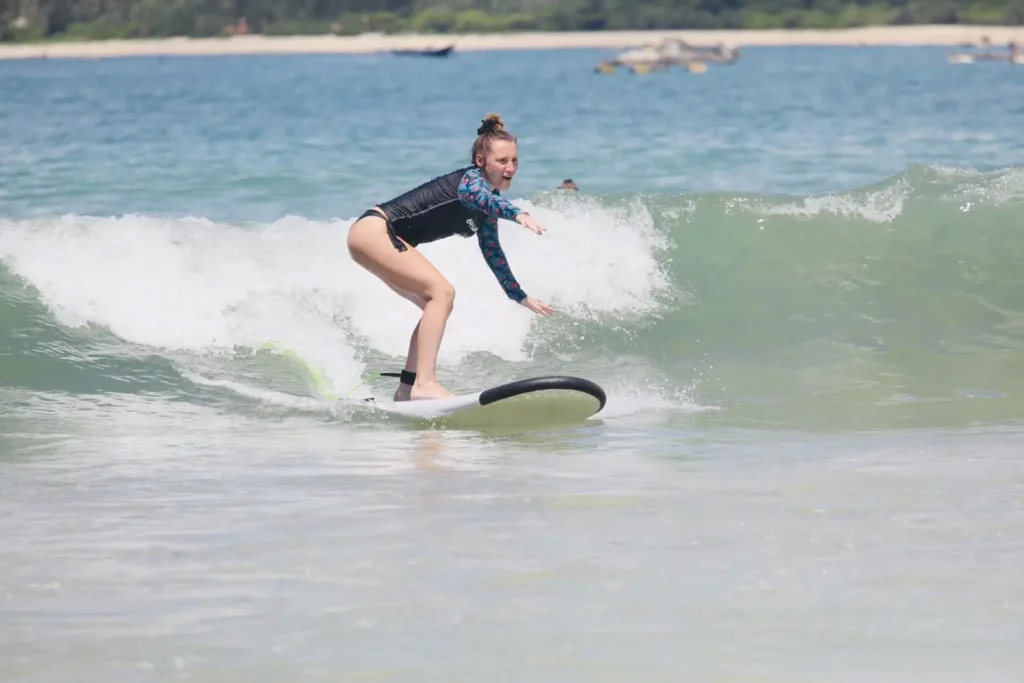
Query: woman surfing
346,113,554,402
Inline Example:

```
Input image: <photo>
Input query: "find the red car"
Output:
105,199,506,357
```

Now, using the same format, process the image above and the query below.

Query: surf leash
262,342,415,402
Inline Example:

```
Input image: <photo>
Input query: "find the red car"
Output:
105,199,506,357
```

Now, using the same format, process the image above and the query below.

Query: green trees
2,0,1022,42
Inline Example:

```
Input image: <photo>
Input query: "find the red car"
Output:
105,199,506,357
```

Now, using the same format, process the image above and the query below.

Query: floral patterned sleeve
458,166,522,221
458,168,527,302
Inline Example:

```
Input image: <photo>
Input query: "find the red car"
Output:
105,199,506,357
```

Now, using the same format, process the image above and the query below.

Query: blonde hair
470,113,517,167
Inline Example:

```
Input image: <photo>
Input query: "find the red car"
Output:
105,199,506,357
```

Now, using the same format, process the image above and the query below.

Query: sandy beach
1,25,1023,60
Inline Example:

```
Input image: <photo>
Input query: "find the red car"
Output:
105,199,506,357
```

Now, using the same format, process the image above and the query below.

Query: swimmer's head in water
471,113,518,192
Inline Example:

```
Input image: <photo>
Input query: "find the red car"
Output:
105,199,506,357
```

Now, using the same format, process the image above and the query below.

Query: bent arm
458,167,522,221
477,216,527,302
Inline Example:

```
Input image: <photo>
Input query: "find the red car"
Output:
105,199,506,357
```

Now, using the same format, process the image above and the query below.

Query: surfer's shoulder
457,167,520,221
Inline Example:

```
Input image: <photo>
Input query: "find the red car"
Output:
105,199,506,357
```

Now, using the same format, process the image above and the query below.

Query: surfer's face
477,140,518,191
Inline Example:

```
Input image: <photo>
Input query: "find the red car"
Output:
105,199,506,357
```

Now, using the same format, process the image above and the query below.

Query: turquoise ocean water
2,45,1023,681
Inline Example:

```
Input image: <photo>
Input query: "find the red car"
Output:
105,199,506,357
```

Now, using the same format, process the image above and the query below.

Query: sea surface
2,45,1023,682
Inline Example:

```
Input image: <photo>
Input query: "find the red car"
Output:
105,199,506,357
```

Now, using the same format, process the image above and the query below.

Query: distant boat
947,38,1021,65
594,38,737,75
390,45,455,58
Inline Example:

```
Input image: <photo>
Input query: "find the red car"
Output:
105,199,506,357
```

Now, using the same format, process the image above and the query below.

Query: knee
426,282,455,311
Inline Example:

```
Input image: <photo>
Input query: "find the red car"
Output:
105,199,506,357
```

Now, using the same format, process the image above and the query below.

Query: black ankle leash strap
380,370,417,386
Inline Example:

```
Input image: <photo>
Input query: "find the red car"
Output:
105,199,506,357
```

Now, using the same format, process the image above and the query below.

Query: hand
520,296,555,316
516,212,546,235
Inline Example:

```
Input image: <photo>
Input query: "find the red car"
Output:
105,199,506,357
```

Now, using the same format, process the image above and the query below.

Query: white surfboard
362,375,607,429
257,343,606,429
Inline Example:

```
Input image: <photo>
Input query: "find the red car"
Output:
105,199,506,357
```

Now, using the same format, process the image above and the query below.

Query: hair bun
477,113,505,136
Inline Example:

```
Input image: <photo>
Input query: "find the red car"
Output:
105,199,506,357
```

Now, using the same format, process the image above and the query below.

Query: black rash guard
371,165,528,303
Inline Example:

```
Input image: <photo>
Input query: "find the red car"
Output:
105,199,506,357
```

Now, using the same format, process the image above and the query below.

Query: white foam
181,372,329,411
730,178,908,224
0,213,364,396
949,166,1024,206
599,387,714,421
0,198,670,399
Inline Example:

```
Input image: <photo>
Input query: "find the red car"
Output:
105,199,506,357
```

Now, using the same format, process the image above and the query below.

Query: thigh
388,282,426,310
348,216,452,301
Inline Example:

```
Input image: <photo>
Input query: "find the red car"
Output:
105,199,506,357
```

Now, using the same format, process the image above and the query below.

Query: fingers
532,301,555,315
520,297,555,315
520,215,546,234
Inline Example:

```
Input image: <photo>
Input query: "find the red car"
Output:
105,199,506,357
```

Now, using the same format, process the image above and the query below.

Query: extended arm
458,166,530,302
477,216,527,302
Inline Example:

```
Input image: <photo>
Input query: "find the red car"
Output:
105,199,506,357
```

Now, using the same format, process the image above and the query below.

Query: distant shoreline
2,25,1022,61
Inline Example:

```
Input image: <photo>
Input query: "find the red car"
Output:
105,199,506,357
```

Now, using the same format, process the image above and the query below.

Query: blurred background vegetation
2,0,1022,42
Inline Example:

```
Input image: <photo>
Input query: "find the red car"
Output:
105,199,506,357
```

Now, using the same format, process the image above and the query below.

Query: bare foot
393,383,412,402
410,380,455,401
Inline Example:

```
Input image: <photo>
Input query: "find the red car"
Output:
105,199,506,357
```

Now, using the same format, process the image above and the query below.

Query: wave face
2,164,1022,430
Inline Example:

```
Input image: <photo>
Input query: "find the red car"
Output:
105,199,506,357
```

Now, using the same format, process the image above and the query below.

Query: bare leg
386,284,425,402
409,289,455,400
347,214,455,400
393,320,420,401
